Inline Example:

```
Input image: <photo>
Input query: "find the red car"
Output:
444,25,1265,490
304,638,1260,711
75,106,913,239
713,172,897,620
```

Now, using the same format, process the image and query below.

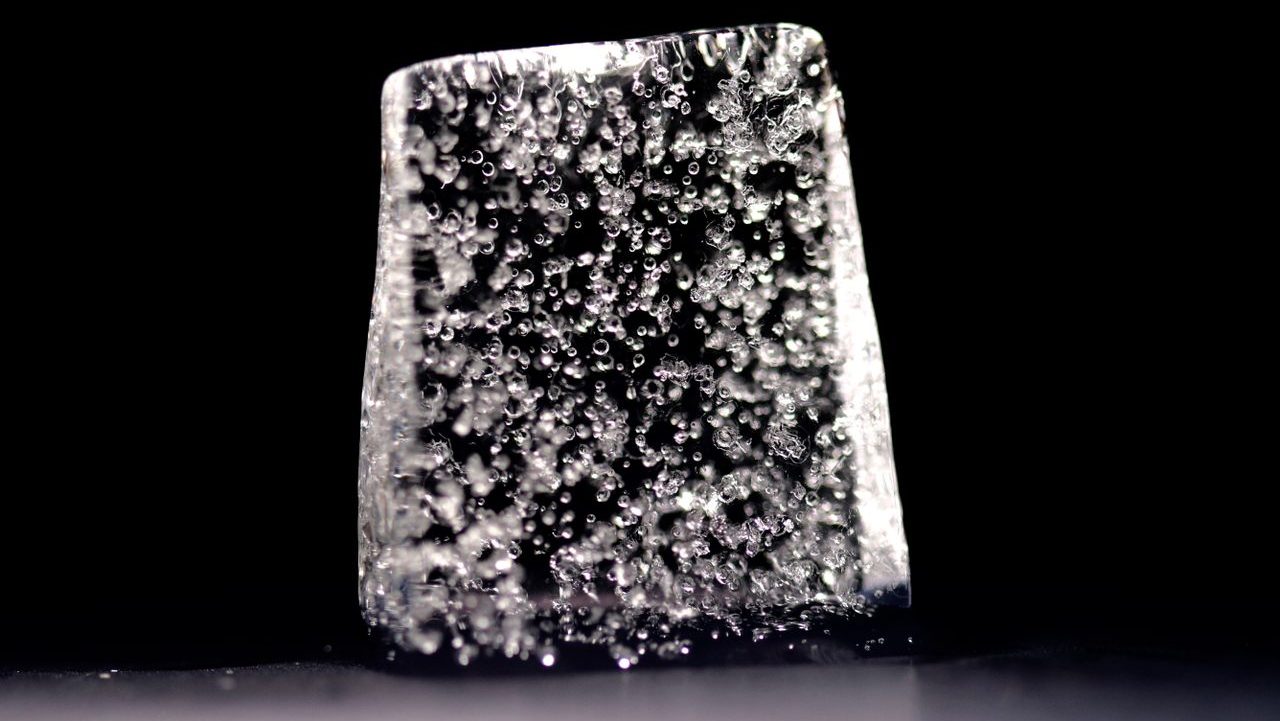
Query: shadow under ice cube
360,23,908,666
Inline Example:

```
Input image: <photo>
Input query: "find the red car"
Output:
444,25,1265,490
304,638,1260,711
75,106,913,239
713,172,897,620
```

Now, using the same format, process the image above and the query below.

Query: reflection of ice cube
361,23,909,667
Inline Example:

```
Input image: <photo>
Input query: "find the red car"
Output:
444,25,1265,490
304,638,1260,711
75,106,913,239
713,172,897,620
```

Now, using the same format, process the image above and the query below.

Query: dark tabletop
4,648,1278,721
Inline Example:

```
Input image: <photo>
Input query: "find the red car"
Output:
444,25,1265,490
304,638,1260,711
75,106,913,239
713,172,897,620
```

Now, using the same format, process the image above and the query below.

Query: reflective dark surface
4,650,1278,721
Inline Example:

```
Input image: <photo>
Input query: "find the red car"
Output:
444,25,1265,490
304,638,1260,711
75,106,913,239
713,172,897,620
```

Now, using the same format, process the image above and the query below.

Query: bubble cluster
361,24,908,667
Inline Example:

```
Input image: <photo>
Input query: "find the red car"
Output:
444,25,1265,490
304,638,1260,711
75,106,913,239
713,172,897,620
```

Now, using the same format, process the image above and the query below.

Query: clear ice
360,23,909,666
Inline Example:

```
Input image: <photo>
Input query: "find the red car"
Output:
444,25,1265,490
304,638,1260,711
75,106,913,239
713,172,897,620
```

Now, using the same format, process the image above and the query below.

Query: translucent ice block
360,23,908,666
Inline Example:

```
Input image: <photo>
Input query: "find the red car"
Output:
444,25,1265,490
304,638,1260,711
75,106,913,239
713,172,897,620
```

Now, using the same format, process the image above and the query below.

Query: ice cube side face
360,24,908,662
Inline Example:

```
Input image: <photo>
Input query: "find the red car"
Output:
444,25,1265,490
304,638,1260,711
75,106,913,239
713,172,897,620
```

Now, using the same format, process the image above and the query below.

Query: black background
4,9,1270,669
